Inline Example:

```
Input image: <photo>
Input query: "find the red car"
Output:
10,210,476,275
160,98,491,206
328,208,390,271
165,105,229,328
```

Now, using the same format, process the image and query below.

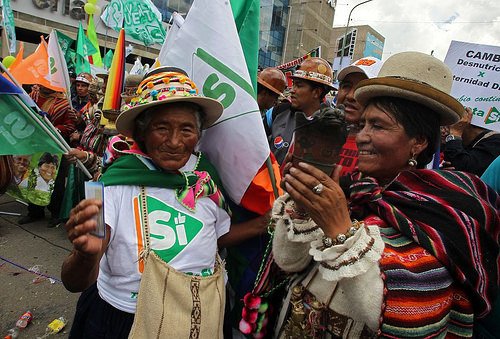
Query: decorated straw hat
258,67,287,95
291,57,335,89
115,67,224,138
354,52,463,125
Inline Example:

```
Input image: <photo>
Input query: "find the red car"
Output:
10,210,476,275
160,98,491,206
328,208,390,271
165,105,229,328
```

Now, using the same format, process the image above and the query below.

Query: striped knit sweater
379,225,474,338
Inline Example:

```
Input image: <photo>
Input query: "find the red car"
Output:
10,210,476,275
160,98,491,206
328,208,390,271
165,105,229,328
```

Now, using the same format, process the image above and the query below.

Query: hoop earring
408,154,418,167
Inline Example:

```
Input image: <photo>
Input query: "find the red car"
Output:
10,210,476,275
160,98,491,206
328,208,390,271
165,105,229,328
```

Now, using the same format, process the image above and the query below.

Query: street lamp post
282,4,293,63
297,28,318,58
283,0,324,63
338,0,374,71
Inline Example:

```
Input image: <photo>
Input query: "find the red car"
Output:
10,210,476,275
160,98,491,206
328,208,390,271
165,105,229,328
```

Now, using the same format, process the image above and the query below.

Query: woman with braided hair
272,52,499,338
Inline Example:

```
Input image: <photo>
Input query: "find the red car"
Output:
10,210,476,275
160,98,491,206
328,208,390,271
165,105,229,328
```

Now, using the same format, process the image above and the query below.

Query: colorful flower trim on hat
116,68,224,136
128,72,200,109
129,86,198,107
292,69,332,84
137,72,198,94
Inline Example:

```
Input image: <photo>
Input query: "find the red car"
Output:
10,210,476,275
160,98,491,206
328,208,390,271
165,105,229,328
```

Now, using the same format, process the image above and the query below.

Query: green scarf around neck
100,153,229,214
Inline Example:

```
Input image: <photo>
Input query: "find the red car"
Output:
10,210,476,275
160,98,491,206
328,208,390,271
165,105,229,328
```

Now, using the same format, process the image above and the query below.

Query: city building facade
330,24,385,76
280,0,336,66
259,0,289,68
3,0,338,69
152,0,194,22
4,0,181,65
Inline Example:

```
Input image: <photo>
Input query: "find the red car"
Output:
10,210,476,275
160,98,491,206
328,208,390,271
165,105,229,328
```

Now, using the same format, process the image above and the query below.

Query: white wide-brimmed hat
116,67,224,138
354,52,463,125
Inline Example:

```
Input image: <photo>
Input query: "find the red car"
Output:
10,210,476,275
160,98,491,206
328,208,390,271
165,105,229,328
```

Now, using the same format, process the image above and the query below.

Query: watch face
445,135,455,143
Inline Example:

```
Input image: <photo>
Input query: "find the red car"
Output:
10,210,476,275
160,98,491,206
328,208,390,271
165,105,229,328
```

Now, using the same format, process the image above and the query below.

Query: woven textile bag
128,187,225,339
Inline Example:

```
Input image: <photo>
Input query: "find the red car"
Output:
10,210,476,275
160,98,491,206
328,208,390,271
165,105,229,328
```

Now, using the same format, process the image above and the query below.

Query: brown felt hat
354,51,463,126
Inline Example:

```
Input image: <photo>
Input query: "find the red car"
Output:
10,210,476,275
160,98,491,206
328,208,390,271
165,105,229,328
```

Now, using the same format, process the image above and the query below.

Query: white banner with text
444,40,500,132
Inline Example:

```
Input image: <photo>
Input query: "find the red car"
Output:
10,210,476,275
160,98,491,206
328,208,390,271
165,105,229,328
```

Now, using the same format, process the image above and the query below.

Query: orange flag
9,37,64,92
239,153,282,215
9,41,24,70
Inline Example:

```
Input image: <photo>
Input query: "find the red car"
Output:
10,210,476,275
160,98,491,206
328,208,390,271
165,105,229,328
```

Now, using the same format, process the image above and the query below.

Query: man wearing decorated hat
264,57,335,165
72,72,93,113
62,66,230,338
336,56,383,175
257,67,287,114
78,77,106,155
70,73,98,148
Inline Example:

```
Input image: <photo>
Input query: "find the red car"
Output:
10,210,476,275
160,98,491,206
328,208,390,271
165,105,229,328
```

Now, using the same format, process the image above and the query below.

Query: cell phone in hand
84,181,105,238
292,107,347,176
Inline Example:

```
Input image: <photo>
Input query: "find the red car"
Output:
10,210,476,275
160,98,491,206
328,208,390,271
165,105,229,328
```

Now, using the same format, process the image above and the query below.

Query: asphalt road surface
0,194,79,338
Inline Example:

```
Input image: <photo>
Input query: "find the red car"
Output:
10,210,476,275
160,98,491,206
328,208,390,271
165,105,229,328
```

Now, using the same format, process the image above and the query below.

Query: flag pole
51,30,74,110
0,63,92,179
265,157,279,199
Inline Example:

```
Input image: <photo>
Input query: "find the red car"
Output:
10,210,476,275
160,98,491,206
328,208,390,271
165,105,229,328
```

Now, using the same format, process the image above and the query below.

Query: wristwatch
445,134,461,143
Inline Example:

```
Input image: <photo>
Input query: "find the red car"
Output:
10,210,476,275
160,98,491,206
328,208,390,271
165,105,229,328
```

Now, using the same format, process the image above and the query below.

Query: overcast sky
332,0,500,61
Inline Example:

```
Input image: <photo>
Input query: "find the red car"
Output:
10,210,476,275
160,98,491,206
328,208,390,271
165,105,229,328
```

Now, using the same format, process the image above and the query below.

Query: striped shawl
348,169,500,327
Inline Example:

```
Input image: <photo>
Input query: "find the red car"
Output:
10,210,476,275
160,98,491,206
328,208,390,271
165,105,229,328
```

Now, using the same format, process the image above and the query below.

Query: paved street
0,194,79,338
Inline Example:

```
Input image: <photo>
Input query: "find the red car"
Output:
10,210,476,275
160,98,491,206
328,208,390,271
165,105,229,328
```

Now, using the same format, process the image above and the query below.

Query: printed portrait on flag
8,152,62,206
12,155,32,185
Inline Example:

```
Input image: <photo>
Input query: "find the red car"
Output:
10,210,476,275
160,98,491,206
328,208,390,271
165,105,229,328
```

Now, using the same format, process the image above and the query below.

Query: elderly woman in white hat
271,52,499,338
61,67,230,338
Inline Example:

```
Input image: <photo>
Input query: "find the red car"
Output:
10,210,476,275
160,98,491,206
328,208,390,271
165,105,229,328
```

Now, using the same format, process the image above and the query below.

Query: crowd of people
1,46,498,338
